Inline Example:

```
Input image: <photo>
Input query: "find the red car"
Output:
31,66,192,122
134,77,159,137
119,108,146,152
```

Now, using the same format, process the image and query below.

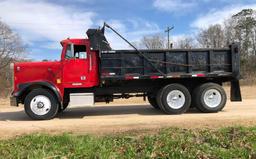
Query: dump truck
10,23,242,120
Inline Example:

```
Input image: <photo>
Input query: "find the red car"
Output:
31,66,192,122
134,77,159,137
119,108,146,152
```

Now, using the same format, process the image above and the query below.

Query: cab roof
60,38,88,46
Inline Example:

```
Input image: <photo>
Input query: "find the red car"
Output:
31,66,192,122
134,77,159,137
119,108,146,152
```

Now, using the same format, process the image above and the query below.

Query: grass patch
0,127,256,158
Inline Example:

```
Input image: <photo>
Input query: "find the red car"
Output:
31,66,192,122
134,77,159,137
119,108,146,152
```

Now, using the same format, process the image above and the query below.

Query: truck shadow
58,106,201,119
0,105,201,121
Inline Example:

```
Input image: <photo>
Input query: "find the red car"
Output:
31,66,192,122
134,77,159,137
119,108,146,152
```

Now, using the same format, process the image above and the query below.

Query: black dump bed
87,25,241,101
100,44,240,81
85,26,240,82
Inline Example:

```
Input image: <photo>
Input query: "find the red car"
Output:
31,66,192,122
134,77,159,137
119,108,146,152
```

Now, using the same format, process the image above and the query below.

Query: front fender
13,81,62,104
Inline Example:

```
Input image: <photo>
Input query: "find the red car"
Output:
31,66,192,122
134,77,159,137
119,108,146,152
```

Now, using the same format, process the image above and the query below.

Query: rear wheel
157,84,191,114
24,88,59,120
147,96,160,109
193,83,227,113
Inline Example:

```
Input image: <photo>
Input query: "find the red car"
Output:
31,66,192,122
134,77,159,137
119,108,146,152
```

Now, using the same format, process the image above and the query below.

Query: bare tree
140,34,166,49
175,36,194,49
222,9,256,83
0,20,25,97
0,20,25,70
197,24,226,48
232,9,256,56
223,9,256,58
224,18,238,46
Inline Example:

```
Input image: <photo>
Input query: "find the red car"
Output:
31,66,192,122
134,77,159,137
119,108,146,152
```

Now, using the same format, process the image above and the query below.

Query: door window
74,45,87,59
65,44,87,59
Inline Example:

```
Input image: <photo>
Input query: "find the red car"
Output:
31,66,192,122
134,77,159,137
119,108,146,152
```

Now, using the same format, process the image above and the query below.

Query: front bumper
10,96,18,107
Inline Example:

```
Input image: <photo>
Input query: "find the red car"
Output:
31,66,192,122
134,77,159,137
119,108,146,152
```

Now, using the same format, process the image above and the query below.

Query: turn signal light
57,79,61,84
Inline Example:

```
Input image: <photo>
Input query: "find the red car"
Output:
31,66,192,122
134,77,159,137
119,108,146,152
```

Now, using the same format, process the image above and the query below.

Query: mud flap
231,80,242,102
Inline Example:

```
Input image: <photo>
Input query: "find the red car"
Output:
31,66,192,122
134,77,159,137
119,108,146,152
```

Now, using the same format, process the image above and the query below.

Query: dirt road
0,86,255,139
0,98,255,139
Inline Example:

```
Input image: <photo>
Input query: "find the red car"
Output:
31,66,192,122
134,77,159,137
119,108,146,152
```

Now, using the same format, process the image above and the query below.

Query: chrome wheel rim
203,89,222,108
30,95,51,116
166,90,185,109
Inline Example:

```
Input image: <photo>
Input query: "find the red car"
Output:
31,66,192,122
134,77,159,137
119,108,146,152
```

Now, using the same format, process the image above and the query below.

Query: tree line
137,9,256,84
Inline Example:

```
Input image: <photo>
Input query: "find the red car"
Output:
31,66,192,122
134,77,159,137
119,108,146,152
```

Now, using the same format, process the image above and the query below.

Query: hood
14,61,62,88
15,61,61,68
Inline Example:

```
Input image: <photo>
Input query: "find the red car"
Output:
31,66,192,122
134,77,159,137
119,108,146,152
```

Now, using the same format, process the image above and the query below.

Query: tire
156,87,165,111
156,84,191,114
193,83,227,113
147,96,160,109
24,88,59,120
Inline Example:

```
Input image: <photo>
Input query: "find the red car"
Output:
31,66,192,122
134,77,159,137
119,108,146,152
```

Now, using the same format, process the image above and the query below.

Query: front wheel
24,88,59,120
193,83,227,113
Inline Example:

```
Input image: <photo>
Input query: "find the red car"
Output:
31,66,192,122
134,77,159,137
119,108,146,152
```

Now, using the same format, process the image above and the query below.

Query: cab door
62,43,90,87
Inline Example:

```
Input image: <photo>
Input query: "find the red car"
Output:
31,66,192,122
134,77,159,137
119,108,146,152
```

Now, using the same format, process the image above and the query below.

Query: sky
0,0,256,61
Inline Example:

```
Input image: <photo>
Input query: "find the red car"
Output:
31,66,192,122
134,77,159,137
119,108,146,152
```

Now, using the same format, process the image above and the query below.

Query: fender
13,81,62,104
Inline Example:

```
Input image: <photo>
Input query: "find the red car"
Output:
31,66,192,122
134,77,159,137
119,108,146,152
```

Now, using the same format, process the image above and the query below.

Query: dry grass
0,98,9,107
224,85,256,99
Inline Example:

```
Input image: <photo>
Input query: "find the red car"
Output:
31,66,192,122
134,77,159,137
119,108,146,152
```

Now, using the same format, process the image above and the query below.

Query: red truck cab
11,37,100,119
60,38,99,89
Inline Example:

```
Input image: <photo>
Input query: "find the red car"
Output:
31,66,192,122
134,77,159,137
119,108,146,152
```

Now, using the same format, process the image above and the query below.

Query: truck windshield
65,45,73,59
